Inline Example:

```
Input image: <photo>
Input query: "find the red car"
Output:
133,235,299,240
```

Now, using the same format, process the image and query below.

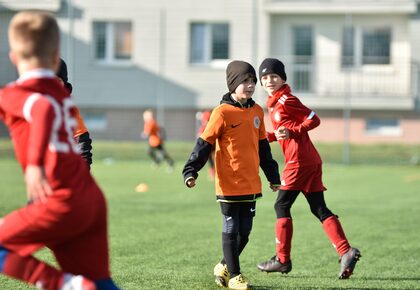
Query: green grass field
0,139,419,289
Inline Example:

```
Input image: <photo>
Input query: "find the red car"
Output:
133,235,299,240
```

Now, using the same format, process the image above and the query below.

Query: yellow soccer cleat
228,274,252,290
214,262,230,288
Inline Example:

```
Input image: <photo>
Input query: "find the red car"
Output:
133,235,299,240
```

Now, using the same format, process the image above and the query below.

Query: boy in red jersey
256,58,361,279
142,109,174,170
183,60,281,290
0,11,119,290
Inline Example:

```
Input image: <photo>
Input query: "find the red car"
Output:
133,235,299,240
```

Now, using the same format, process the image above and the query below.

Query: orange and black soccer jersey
143,119,161,147
183,93,280,200
201,102,265,196
73,107,88,137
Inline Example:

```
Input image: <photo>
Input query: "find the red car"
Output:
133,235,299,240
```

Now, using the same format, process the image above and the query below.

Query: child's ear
52,50,60,73
8,51,17,66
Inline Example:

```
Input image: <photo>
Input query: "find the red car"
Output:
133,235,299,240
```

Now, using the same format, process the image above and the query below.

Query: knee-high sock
237,232,249,257
276,218,293,263
322,215,350,257
221,232,250,265
1,251,63,290
222,232,240,277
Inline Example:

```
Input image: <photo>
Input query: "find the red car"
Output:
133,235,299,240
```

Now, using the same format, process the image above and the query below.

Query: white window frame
342,26,391,69
189,22,229,67
93,21,133,66
365,118,402,137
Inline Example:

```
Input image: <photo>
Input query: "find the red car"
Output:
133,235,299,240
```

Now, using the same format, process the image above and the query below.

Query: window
365,118,401,136
342,27,355,67
292,26,313,92
190,22,229,64
341,26,391,67
83,111,107,131
93,21,132,63
362,28,390,65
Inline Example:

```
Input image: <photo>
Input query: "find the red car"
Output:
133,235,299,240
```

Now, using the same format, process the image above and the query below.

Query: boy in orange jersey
183,60,281,290
142,109,174,169
256,58,361,279
56,58,93,169
0,11,119,290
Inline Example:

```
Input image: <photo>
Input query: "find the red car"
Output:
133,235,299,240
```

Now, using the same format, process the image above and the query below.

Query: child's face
261,73,285,96
233,77,255,104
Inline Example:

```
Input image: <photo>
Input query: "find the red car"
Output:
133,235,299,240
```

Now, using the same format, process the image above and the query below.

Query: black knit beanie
57,58,73,93
226,60,257,93
258,58,287,82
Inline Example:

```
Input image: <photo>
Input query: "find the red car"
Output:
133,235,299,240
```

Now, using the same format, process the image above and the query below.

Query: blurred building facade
0,0,419,143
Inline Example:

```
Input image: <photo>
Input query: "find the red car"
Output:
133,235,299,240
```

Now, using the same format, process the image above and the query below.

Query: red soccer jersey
0,69,94,193
266,84,322,170
0,69,111,279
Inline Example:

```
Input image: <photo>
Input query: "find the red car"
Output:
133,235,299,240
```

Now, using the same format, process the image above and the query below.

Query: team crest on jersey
274,111,281,122
253,116,260,128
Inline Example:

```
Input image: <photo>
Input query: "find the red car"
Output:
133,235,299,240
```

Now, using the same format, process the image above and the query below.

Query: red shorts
280,164,326,194
0,182,110,280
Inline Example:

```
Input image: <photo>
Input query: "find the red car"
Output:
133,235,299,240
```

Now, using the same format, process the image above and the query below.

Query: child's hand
185,177,196,188
25,165,53,203
275,126,289,140
270,183,281,191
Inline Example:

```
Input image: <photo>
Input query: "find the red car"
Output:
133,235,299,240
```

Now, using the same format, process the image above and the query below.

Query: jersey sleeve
73,107,89,137
200,107,224,145
26,95,55,166
284,96,320,138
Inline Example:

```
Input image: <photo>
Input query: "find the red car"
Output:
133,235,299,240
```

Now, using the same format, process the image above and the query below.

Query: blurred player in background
196,110,215,179
183,60,281,290
56,58,93,169
142,109,174,171
256,58,361,279
0,11,120,290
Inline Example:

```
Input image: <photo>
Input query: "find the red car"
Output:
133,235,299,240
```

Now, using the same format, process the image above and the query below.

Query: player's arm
24,95,54,202
259,138,281,190
182,137,213,188
74,108,93,168
285,97,320,138
257,110,281,190
183,108,223,188
75,131,93,168
266,131,277,142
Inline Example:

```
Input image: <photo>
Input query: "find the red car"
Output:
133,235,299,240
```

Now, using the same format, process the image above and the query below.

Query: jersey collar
17,69,56,84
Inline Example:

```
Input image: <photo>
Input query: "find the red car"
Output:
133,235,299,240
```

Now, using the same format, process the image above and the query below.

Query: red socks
275,218,293,263
2,252,63,290
322,215,350,257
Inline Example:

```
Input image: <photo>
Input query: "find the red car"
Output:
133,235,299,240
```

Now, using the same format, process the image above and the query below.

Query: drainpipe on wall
66,0,74,85
342,13,352,165
156,8,166,127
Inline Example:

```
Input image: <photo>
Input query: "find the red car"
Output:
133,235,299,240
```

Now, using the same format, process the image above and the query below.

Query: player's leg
305,191,361,279
158,145,174,168
0,245,63,290
236,201,255,257
147,146,160,165
51,205,120,290
218,202,252,290
0,212,95,290
257,189,298,273
213,203,240,287
305,191,350,255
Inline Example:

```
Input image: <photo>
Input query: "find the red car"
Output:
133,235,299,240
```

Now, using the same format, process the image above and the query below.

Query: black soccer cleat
257,255,292,274
338,247,361,279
